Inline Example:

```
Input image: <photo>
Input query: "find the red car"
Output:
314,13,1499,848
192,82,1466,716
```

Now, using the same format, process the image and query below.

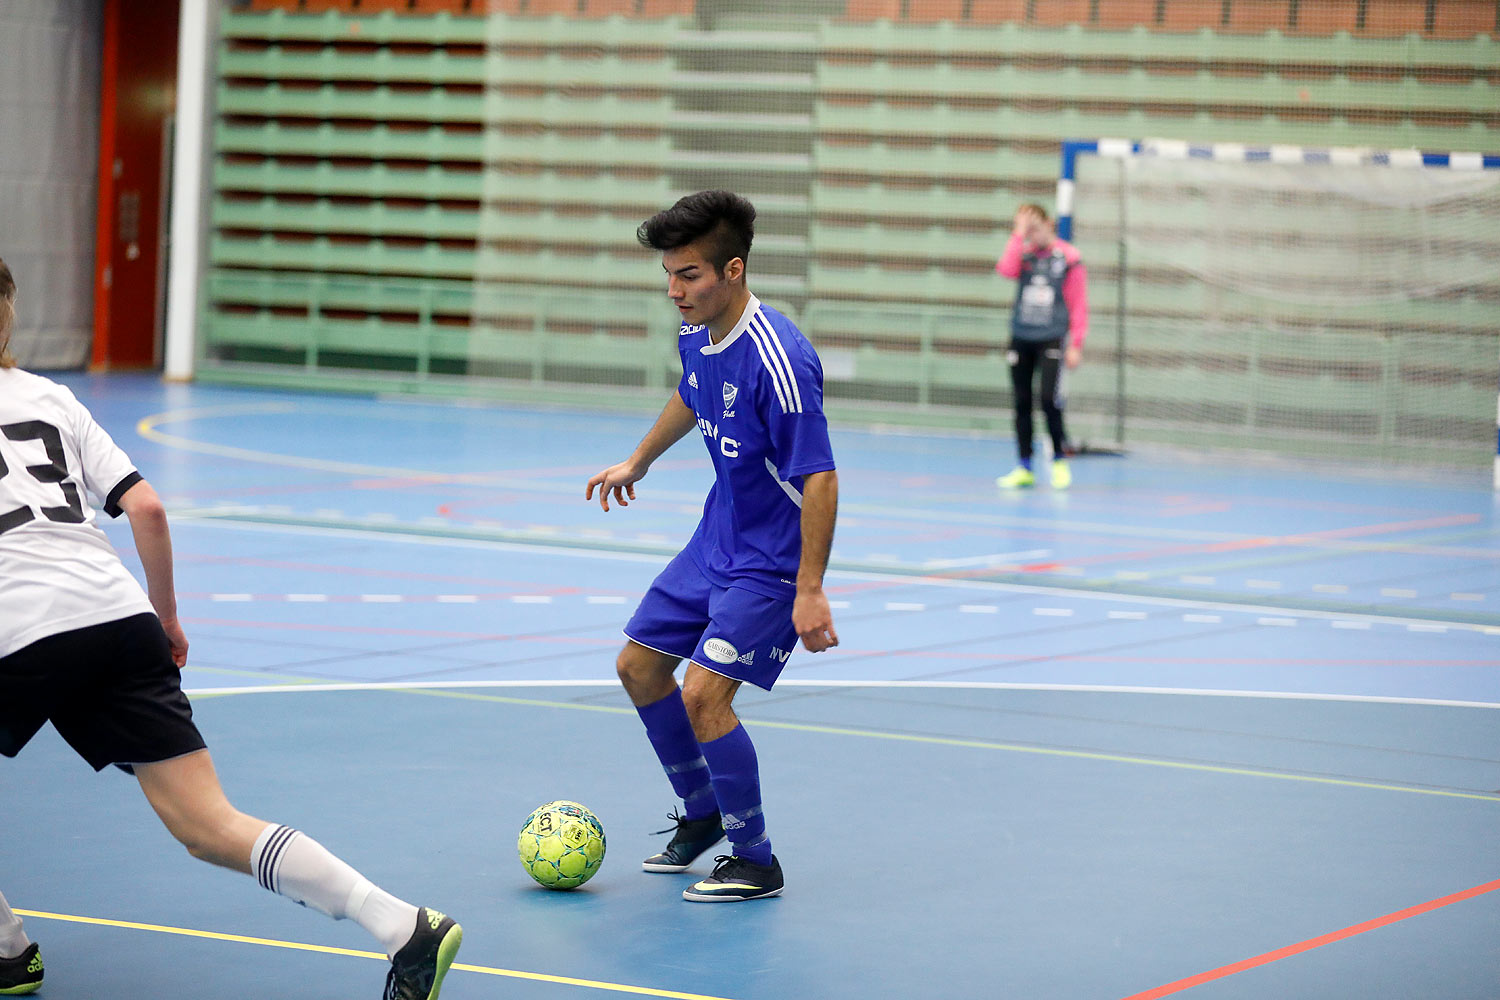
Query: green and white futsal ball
518,800,606,889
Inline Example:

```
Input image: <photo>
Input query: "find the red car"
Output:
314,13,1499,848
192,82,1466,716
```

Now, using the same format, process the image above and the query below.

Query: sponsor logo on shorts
737,650,755,665
703,638,738,664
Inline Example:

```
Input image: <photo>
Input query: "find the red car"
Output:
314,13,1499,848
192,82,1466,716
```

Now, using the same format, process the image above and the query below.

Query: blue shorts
624,550,799,692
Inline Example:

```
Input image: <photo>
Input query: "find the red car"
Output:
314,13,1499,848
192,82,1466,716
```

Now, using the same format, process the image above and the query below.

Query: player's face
662,242,740,329
1021,214,1053,247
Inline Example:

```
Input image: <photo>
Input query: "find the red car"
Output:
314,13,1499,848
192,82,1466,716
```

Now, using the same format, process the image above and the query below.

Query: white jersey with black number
0,369,153,658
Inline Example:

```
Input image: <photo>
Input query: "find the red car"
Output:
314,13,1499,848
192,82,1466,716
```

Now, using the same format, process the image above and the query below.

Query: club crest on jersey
721,381,738,418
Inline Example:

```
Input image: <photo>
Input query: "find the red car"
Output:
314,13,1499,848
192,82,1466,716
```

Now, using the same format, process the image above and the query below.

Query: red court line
1120,877,1500,1000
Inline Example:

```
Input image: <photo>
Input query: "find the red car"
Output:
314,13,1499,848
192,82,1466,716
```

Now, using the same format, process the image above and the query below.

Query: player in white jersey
586,192,839,902
0,259,461,999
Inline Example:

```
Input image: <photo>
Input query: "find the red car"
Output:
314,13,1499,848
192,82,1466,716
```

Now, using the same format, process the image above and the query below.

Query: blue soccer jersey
676,294,836,601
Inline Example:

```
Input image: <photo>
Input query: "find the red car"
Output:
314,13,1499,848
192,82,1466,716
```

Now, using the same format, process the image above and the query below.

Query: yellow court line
389,688,1500,803
13,909,738,1000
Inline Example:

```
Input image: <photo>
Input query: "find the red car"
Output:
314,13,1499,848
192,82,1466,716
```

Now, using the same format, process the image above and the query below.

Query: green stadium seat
214,197,482,240
215,121,484,162
217,46,488,85
215,160,486,201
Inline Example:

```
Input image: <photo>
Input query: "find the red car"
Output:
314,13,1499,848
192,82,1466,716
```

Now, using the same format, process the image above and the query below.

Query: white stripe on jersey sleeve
761,318,805,412
764,458,803,508
748,314,800,413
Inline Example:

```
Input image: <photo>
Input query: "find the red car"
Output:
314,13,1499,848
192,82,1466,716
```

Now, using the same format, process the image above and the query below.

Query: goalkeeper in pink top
995,203,1089,490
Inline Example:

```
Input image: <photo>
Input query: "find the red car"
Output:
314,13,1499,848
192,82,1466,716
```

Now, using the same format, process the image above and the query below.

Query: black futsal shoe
683,854,784,902
0,942,43,996
642,810,726,872
382,908,462,1000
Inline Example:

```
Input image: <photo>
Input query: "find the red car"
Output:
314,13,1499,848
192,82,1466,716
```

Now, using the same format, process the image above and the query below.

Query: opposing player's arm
585,391,698,512
793,469,839,653
118,478,188,666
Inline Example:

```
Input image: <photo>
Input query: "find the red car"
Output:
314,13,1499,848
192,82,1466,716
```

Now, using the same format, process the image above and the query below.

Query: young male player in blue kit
586,190,840,902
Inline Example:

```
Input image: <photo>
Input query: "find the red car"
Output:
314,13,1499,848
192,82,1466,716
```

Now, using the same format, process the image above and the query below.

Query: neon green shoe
996,466,1036,489
1051,460,1072,490
0,943,42,995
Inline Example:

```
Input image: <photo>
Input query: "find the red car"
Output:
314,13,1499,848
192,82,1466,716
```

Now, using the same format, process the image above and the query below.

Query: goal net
1061,139,1500,479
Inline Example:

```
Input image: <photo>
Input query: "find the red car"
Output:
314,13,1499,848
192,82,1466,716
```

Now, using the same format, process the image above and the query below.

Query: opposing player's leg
134,749,461,999
24,616,459,999
0,891,41,996
998,343,1038,488
1037,341,1071,488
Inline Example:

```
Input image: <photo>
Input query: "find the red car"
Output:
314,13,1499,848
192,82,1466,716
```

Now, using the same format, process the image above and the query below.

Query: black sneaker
0,942,43,996
682,854,784,902
383,908,462,1000
643,810,726,872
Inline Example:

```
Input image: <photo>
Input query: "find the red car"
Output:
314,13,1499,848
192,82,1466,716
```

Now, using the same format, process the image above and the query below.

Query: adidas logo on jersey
737,650,755,665
687,372,699,389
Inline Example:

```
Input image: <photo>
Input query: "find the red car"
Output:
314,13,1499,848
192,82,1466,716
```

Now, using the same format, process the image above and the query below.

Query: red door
92,0,181,370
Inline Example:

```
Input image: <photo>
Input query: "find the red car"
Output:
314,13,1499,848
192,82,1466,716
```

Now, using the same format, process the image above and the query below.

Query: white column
163,0,212,382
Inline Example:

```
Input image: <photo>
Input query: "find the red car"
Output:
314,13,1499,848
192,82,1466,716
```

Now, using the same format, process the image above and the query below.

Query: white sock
250,824,419,957
0,891,29,959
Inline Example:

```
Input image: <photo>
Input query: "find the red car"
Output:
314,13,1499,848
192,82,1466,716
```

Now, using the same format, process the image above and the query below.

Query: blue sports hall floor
6,373,1498,1000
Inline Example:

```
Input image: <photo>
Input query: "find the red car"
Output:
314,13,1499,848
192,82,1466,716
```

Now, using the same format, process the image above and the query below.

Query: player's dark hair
637,190,755,276
0,257,15,370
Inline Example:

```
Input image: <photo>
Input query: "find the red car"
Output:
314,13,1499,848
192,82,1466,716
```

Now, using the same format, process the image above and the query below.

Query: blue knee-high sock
700,724,772,865
636,690,717,820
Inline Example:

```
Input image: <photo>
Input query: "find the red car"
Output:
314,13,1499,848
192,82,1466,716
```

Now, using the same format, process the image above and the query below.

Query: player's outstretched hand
586,460,644,512
794,589,839,654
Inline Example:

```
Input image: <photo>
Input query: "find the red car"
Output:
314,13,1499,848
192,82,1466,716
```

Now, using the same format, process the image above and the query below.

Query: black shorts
0,613,207,772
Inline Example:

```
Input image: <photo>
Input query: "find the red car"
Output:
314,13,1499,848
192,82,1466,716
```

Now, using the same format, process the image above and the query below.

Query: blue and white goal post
1054,138,1500,484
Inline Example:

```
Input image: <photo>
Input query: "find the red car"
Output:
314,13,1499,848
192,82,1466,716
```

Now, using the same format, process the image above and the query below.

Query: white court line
169,517,1500,635
959,604,999,614
180,678,1500,710
1034,608,1074,617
